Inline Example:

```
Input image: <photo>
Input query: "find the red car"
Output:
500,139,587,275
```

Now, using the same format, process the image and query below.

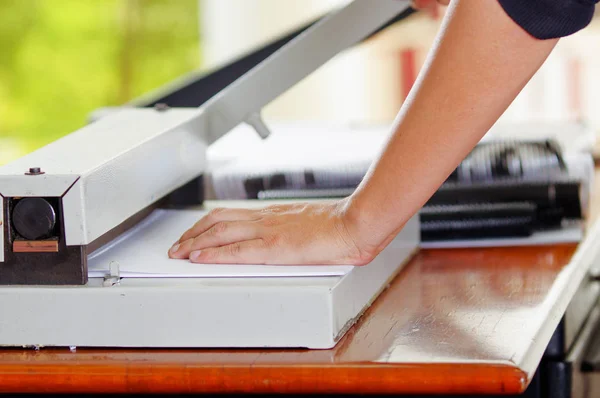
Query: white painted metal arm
198,0,412,144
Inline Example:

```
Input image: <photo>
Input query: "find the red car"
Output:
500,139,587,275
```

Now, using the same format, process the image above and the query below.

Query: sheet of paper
87,209,354,279
208,122,388,200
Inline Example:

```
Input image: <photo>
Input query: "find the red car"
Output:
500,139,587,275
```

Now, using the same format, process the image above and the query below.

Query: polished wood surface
0,173,598,394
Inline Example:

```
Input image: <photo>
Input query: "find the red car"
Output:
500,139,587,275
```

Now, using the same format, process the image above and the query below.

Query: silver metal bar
197,0,412,144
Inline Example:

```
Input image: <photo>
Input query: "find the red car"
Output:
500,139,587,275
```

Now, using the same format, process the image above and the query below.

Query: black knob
12,198,57,240
25,167,44,175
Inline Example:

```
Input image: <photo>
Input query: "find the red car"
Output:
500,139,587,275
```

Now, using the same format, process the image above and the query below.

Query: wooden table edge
0,362,527,395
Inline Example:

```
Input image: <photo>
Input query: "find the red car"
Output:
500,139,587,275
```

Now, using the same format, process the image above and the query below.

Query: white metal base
0,215,418,349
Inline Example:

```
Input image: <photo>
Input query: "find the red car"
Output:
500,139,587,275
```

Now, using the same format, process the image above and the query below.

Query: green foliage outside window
0,0,201,164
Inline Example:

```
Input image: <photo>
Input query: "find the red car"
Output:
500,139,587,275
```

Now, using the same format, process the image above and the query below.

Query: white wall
199,1,600,132
199,0,439,124
200,0,344,68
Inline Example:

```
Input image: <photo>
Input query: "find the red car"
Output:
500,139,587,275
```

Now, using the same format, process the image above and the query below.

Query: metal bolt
25,167,44,176
154,103,169,112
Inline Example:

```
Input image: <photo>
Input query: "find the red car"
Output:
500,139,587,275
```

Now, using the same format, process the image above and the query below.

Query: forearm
346,0,558,252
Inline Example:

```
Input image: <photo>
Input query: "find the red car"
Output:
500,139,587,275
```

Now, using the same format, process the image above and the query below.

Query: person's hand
168,199,376,266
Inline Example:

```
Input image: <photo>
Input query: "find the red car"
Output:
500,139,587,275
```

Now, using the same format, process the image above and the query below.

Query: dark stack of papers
421,140,582,242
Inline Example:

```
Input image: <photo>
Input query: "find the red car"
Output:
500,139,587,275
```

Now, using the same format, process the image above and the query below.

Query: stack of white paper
87,209,354,279
207,121,389,200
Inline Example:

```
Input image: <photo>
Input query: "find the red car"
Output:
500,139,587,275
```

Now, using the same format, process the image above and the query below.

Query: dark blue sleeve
498,0,599,39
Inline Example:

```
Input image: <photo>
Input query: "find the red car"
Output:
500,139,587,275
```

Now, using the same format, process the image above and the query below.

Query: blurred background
1,0,600,165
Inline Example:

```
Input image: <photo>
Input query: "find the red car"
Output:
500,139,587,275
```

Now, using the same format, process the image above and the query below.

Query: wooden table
1,175,599,395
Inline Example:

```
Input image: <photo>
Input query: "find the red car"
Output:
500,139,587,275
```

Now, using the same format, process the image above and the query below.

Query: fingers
169,220,262,259
177,207,259,244
188,239,267,264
